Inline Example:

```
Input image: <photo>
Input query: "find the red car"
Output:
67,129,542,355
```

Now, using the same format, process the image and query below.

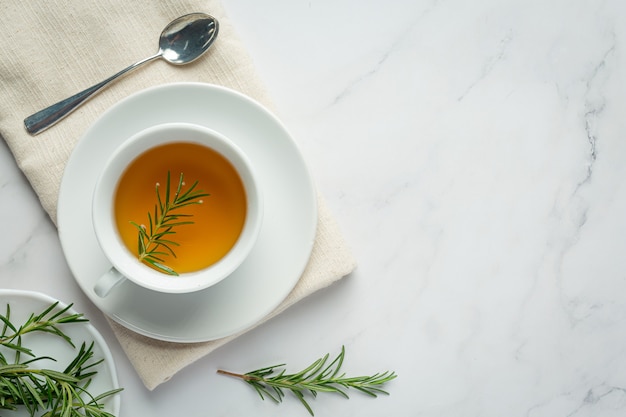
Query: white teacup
92,123,262,297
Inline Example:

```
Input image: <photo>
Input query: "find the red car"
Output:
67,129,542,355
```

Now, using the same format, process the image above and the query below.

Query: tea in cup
92,123,262,297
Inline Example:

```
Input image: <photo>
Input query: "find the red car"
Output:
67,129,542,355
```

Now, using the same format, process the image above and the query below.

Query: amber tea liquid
114,142,247,273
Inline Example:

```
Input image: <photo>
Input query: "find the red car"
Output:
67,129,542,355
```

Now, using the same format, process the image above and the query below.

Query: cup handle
94,267,126,297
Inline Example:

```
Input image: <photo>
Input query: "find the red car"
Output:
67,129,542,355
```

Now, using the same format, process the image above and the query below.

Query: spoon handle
24,54,160,136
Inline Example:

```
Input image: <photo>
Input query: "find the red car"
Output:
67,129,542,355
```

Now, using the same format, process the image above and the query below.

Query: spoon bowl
24,13,219,135
159,13,218,65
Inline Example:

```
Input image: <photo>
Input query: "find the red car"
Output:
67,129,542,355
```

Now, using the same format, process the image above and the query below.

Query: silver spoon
24,12,219,135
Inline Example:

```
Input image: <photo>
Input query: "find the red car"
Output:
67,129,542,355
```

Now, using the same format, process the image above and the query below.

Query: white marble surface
3,0,626,415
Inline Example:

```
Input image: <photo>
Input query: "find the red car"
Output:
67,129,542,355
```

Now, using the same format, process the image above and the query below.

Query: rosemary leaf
144,258,179,276
0,306,14,336
164,171,171,210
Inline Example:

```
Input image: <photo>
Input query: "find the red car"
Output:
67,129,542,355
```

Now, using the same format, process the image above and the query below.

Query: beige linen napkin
0,0,356,390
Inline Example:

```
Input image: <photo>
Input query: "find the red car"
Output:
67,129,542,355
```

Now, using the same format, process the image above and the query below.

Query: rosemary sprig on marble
130,171,209,275
0,302,122,417
217,346,397,416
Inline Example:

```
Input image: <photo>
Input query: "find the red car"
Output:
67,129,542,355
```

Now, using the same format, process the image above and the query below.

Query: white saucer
58,83,317,343
0,290,121,416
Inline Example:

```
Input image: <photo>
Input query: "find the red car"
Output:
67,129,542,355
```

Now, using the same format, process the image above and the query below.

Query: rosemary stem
216,369,255,381
139,201,172,261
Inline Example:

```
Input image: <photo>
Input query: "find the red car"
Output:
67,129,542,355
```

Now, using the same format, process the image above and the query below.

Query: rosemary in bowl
0,300,122,417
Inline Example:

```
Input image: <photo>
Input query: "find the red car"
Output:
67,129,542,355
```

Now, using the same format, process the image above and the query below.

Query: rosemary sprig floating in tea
0,301,123,417
217,346,397,416
130,171,209,275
